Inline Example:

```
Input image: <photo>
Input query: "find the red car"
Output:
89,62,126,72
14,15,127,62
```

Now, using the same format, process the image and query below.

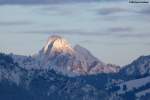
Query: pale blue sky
0,1,150,66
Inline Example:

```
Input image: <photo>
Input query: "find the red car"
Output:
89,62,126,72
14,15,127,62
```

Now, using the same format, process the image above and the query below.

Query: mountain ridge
33,35,120,76
119,55,150,80
0,35,150,99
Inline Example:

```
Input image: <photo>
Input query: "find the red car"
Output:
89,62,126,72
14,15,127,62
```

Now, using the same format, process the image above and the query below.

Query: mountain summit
43,35,74,56
12,35,120,76
35,35,120,76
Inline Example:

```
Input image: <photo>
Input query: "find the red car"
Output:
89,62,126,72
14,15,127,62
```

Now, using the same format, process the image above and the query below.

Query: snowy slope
117,76,150,94
136,88,150,98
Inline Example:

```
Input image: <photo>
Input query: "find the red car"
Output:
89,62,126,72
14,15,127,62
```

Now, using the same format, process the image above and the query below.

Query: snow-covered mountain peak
43,35,74,57
13,35,120,75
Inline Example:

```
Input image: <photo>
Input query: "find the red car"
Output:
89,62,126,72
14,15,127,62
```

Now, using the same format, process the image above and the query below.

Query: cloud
97,7,128,15
109,27,133,32
12,28,114,37
0,0,98,5
117,33,150,38
144,42,150,45
15,28,150,38
139,7,150,15
0,21,32,26
36,6,74,16
108,27,150,38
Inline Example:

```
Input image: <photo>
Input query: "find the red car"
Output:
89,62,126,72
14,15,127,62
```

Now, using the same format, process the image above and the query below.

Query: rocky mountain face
11,35,119,76
0,53,110,100
34,35,120,76
120,55,150,79
0,35,150,100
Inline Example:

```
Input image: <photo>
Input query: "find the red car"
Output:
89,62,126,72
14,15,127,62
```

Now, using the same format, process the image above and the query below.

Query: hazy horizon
0,1,150,66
